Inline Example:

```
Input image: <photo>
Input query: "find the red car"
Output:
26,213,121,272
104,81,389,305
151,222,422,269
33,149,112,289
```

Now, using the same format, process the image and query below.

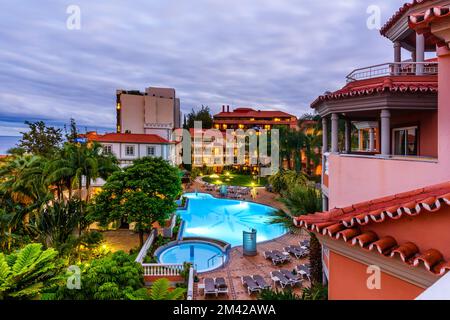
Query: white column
380,110,391,156
394,41,402,75
369,128,375,152
331,113,339,153
344,119,351,153
416,33,425,75
322,195,329,212
322,117,328,153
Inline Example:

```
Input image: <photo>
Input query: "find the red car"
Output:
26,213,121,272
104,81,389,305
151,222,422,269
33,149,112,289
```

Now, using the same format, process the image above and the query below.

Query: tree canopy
19,121,63,156
183,105,213,129
89,157,182,245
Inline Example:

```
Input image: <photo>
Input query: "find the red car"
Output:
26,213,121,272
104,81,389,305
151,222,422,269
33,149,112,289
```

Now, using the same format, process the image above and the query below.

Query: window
147,146,155,156
103,145,112,155
393,126,418,156
125,145,135,156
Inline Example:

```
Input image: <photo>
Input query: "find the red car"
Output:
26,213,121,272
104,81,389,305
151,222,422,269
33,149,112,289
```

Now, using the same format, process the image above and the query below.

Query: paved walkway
194,232,310,300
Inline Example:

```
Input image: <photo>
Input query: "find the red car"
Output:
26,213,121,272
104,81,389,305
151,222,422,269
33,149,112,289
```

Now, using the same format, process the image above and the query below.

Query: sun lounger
300,239,310,249
241,276,261,295
280,269,302,287
272,250,291,262
252,275,271,290
284,246,308,259
296,264,311,281
270,271,292,289
263,251,283,265
215,277,229,295
204,278,217,297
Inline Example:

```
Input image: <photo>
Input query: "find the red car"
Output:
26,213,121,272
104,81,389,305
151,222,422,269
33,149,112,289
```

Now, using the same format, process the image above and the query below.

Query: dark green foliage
0,243,63,300
301,283,328,300
19,121,63,156
268,169,309,193
184,105,213,129
258,288,301,300
32,199,82,248
275,185,324,285
52,251,147,300
88,157,182,246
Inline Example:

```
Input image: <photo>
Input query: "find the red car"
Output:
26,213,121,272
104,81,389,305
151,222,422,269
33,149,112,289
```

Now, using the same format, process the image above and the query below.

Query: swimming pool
158,242,226,272
178,192,286,247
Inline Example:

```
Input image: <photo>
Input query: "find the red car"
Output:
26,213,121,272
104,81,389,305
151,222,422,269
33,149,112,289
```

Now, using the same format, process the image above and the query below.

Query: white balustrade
135,229,157,263
141,263,185,276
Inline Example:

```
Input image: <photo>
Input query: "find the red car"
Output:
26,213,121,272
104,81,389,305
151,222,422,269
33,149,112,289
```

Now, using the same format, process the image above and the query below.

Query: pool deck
193,232,310,300
185,179,310,300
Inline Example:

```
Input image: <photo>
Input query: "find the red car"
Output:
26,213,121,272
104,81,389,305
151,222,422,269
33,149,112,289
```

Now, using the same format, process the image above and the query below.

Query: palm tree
32,199,82,248
149,278,186,300
277,126,305,172
45,144,78,201
277,185,323,284
0,243,62,299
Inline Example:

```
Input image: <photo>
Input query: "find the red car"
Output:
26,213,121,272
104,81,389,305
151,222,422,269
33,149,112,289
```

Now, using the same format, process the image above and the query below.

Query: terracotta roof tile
413,249,444,271
297,181,450,229
214,107,295,119
380,0,436,36
311,75,437,108
294,181,450,275
409,6,450,35
390,242,419,262
369,236,398,255
352,231,378,248
90,133,172,144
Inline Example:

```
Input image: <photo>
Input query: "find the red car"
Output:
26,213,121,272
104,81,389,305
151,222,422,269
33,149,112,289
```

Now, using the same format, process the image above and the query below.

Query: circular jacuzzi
157,241,227,273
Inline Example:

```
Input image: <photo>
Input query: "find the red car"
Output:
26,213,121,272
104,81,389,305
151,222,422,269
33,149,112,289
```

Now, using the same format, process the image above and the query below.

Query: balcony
346,62,438,82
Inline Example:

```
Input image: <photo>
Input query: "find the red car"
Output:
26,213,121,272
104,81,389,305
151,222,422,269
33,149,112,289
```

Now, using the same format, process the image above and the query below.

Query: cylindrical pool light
243,229,257,256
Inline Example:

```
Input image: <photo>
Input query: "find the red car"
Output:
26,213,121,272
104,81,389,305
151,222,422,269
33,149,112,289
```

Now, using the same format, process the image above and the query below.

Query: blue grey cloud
0,0,406,138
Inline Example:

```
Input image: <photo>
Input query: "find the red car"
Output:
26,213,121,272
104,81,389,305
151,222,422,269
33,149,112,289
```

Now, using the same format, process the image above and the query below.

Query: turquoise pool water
158,242,226,272
179,192,286,247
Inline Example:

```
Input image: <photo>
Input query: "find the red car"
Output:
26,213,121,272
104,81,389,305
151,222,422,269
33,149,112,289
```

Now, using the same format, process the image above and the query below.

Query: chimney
222,105,225,112
227,105,230,112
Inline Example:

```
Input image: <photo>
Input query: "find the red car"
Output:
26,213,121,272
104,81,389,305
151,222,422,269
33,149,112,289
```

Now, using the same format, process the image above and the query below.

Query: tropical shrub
52,251,147,300
32,199,82,248
301,283,328,300
275,185,324,285
0,243,62,300
257,288,301,300
149,278,185,300
268,170,309,193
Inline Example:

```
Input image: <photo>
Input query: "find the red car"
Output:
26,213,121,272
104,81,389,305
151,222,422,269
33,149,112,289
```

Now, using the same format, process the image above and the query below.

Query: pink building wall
328,49,450,208
328,251,424,300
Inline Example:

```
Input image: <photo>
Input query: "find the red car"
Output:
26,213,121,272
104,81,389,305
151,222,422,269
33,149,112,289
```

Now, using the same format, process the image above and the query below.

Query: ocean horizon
0,136,20,154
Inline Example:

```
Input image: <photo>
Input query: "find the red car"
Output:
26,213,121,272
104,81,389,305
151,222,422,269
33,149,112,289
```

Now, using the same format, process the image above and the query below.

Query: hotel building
116,87,181,140
295,0,450,300
213,106,297,131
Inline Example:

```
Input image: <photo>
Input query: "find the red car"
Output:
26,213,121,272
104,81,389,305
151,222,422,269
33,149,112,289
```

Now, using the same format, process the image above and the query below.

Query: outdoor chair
215,277,229,295
296,264,311,282
284,246,308,259
241,276,261,295
270,271,291,289
252,275,271,290
263,251,283,265
204,278,217,297
272,250,291,262
300,239,310,249
280,269,302,287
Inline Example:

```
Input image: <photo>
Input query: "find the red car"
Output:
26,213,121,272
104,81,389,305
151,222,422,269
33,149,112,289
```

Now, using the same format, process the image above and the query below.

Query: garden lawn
202,173,267,187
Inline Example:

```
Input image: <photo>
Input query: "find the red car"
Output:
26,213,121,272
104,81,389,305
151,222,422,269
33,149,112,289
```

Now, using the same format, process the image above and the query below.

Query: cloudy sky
0,0,407,137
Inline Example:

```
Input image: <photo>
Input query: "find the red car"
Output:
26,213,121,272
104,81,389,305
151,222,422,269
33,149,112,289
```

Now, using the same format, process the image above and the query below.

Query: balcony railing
346,62,438,82
141,263,185,276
